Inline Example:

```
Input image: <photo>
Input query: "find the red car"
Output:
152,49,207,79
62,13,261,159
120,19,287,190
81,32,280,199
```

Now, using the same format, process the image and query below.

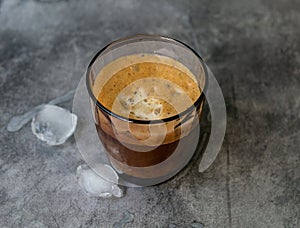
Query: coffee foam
95,59,200,120
92,54,199,104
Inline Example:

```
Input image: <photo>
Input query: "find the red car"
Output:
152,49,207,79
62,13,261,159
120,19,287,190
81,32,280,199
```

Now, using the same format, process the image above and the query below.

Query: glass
86,35,207,186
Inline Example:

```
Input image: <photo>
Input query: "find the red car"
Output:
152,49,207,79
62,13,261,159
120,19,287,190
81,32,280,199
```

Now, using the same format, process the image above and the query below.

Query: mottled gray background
0,0,300,227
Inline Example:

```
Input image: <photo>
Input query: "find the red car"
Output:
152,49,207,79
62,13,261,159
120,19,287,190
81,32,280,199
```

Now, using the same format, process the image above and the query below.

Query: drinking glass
86,35,207,186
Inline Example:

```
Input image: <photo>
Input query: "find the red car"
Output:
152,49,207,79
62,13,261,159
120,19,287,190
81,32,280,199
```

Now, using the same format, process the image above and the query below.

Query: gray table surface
1,0,299,227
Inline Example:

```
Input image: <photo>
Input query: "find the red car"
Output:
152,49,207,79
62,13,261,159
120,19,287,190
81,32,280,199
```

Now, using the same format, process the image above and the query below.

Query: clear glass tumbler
86,35,207,186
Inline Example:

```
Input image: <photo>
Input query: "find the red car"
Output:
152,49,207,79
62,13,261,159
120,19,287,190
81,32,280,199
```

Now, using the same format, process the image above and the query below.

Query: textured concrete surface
1,0,300,227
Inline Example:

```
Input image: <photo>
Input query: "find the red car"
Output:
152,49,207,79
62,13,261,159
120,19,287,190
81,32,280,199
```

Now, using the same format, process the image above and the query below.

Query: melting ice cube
118,87,147,108
31,104,77,145
131,97,163,119
77,164,123,198
7,90,75,132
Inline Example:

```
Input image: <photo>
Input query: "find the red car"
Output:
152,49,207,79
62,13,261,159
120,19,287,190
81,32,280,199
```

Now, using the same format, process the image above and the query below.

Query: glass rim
86,34,208,124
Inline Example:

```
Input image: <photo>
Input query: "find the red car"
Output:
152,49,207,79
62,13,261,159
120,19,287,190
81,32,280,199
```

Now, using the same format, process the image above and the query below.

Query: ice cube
31,104,77,145
131,97,163,119
7,90,75,132
77,164,123,198
118,87,147,108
